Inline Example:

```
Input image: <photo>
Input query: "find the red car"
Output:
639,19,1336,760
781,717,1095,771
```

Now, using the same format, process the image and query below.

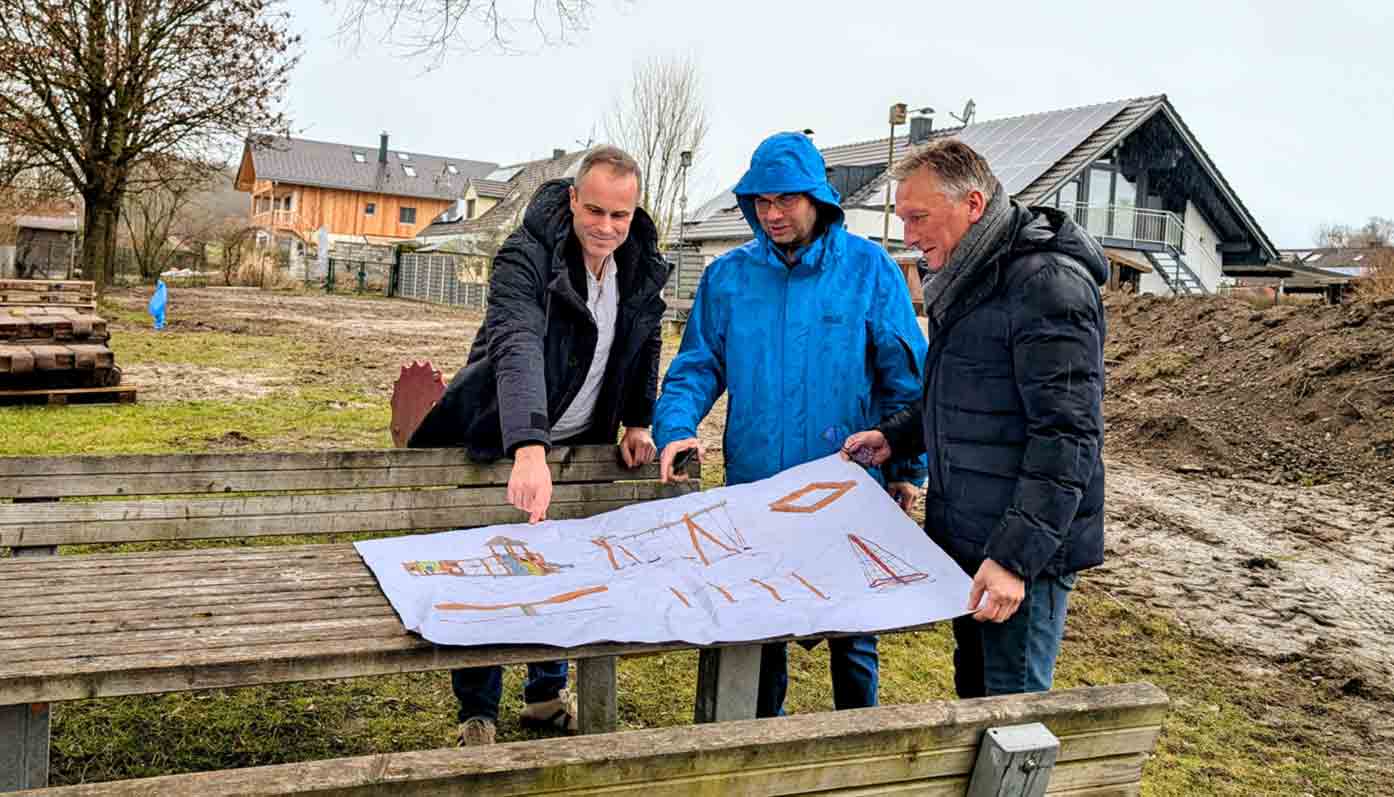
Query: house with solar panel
679,95,1281,311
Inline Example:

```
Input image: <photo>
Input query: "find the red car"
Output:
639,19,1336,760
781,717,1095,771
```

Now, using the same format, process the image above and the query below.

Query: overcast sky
280,0,1392,247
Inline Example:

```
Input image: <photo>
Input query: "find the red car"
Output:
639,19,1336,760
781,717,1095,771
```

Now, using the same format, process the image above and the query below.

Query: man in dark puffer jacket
844,139,1107,698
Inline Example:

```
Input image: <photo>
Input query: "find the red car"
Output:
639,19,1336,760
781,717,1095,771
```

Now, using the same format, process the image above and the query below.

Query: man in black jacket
409,146,670,744
843,139,1107,698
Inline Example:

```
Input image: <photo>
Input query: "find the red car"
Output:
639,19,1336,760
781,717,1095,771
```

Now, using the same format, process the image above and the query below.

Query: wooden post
693,644,762,723
1,497,56,791
575,656,617,735
966,722,1059,797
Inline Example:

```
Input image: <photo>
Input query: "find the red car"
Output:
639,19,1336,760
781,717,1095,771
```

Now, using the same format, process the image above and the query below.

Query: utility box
966,722,1060,797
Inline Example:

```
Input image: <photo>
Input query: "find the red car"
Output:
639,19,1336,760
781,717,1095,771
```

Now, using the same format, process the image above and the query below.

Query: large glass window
1087,168,1112,237
1114,173,1137,239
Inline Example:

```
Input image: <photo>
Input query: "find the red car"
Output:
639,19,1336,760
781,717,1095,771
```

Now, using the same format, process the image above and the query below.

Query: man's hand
840,429,893,467
968,558,1026,623
619,427,657,468
887,481,922,514
507,444,553,524
659,438,703,482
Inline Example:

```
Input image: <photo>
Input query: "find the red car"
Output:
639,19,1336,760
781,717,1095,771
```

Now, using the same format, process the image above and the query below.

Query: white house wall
1183,200,1224,292
1138,270,1173,296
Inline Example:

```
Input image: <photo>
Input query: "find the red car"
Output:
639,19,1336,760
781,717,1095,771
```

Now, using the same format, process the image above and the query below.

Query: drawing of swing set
849,533,930,588
592,500,751,571
402,535,572,579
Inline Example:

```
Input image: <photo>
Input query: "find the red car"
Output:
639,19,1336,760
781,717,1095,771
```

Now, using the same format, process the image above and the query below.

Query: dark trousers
755,634,879,718
951,572,1076,698
453,660,570,723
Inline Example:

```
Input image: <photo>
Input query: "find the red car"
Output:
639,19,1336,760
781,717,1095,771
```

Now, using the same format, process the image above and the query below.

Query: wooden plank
0,444,682,498
0,486,696,546
0,386,135,406
9,685,1165,796
693,644,762,723
0,600,396,639
576,656,617,735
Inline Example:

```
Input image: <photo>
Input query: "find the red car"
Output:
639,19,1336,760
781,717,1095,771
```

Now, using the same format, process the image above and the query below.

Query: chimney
379,132,389,164
909,115,934,146
552,148,566,160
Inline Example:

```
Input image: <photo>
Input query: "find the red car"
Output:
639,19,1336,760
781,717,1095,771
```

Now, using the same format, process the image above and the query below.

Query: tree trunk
81,192,122,294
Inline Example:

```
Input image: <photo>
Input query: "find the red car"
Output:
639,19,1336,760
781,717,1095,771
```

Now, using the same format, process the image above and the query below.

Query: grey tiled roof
245,136,497,201
468,179,512,199
415,152,586,250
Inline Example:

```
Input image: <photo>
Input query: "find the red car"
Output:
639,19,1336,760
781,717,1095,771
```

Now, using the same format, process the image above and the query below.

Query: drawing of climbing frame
355,454,973,647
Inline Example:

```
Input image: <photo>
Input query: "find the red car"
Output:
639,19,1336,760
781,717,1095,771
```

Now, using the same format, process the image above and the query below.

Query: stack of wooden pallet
0,279,128,402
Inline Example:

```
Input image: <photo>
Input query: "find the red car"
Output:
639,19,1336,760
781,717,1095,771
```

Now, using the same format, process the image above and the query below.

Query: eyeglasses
753,194,805,213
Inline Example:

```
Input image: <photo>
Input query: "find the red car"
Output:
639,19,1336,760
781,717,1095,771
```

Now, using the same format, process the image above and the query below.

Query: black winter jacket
880,204,1108,580
408,179,671,458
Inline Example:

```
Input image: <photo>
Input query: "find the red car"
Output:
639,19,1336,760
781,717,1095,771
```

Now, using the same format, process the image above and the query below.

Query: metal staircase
1144,248,1209,296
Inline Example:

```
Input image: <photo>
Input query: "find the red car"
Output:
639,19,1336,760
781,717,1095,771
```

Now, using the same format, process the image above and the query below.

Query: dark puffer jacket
879,204,1108,579
408,178,670,459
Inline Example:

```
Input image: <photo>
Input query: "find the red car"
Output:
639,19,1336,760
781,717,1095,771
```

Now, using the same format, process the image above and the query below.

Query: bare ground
100,286,1394,772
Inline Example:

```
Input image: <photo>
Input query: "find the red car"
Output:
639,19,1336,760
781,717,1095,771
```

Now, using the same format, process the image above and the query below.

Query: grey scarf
921,182,1014,327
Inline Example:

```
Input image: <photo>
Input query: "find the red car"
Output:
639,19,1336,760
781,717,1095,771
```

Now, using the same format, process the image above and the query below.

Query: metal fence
395,252,488,310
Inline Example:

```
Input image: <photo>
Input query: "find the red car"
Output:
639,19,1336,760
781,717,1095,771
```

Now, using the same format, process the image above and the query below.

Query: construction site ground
2,286,1390,795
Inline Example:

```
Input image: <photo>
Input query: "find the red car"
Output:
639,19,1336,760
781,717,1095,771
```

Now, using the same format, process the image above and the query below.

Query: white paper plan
355,454,974,647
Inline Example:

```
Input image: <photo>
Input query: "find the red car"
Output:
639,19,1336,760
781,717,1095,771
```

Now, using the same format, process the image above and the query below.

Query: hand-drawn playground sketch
355,455,973,647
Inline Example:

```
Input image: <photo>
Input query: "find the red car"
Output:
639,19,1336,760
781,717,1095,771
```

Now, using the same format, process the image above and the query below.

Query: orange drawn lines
769,481,857,513
435,584,608,613
708,582,737,603
790,571,829,600
669,587,692,608
750,578,784,602
591,538,621,570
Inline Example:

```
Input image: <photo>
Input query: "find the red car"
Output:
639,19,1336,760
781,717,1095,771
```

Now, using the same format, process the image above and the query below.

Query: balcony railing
1059,202,1183,250
253,209,299,228
1060,201,1224,289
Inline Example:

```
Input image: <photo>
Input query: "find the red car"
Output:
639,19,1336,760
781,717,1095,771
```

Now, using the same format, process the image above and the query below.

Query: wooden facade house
233,133,497,280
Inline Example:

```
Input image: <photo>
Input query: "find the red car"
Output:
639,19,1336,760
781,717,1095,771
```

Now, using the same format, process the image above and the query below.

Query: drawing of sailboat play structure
402,536,572,578
849,533,930,588
592,501,751,571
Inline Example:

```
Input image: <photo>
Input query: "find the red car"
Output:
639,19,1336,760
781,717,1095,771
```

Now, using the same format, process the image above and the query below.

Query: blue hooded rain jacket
654,132,927,487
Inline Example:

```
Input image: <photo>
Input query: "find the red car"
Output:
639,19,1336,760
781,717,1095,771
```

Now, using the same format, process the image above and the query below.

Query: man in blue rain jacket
653,132,928,717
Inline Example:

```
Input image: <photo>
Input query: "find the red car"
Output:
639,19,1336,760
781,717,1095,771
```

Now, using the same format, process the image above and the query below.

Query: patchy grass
0,388,387,455
113,328,317,371
1133,351,1193,380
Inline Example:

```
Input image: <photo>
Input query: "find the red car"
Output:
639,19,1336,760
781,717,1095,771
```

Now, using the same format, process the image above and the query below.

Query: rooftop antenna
950,99,977,127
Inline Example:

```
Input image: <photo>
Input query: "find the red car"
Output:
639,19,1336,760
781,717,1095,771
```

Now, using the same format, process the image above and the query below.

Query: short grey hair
889,138,1000,199
576,145,642,193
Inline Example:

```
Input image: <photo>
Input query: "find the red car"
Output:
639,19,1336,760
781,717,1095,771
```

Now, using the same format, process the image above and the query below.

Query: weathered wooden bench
12,683,1169,795
0,445,700,791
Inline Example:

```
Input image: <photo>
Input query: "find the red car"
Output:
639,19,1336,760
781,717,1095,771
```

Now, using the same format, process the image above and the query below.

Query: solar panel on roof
955,100,1128,194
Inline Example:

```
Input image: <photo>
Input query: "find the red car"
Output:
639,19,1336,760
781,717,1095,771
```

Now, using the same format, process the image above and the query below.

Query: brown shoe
518,687,579,733
457,716,496,746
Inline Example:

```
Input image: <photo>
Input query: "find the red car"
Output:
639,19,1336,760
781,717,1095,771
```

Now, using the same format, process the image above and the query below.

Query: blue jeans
952,572,1076,698
756,635,879,718
452,661,569,723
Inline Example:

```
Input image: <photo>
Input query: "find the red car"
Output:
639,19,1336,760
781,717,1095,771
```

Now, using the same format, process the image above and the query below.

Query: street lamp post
883,103,907,249
677,149,693,289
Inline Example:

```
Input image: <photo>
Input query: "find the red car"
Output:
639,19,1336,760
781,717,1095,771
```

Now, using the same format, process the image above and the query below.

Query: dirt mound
1105,293,1394,484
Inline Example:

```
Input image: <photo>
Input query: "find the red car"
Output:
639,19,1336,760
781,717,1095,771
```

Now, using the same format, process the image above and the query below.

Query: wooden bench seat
13,683,1168,796
0,445,697,791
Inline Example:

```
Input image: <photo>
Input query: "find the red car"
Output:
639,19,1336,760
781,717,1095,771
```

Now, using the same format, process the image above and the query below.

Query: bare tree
121,158,218,280
605,54,710,244
0,0,298,292
333,0,594,63
1314,216,1394,248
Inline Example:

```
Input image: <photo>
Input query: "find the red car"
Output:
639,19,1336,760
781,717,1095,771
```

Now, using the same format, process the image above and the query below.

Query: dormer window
403,165,417,177
352,152,366,163
397,152,410,161
447,163,459,175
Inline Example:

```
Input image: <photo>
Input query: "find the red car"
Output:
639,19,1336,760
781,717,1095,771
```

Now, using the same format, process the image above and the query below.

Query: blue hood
734,132,844,239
